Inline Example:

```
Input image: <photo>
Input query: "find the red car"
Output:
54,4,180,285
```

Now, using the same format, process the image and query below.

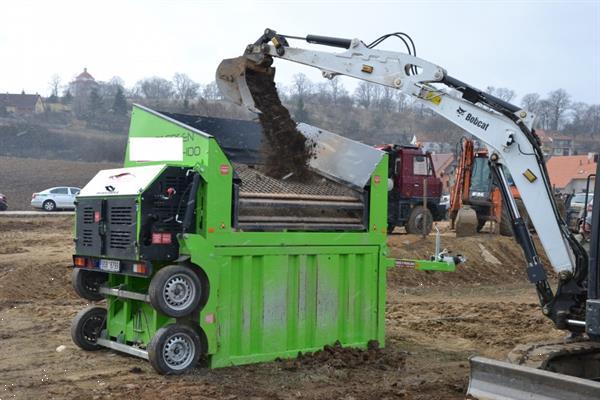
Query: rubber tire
148,324,201,375
71,306,106,351
43,200,56,211
499,202,513,236
406,206,433,235
499,199,530,237
149,265,203,318
72,268,107,301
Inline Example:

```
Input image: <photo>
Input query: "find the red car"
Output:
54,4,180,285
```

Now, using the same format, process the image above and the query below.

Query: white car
31,187,81,211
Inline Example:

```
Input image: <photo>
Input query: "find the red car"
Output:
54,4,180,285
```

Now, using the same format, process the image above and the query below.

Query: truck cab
376,144,444,234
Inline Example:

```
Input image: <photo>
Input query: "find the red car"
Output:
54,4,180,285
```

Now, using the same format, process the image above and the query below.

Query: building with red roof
547,154,597,193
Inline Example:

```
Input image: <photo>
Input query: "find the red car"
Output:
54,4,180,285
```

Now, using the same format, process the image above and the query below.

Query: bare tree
486,86,516,102
521,93,540,113
547,89,571,130
202,81,221,101
536,99,553,130
49,74,61,98
354,81,374,109
327,77,347,106
136,77,173,103
291,73,312,100
173,73,200,109
495,87,516,102
377,86,396,112
109,76,125,89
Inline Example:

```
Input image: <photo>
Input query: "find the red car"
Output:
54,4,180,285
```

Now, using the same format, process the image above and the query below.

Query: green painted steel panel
208,246,384,368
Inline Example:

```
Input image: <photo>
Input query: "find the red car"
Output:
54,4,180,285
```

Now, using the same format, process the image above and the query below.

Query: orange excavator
449,138,521,236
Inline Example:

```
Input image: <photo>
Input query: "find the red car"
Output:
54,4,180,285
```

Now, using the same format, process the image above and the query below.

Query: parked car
566,192,594,232
31,187,81,211
570,192,593,212
0,193,7,211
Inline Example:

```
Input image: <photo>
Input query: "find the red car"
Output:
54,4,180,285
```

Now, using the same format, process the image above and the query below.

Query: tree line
46,72,600,148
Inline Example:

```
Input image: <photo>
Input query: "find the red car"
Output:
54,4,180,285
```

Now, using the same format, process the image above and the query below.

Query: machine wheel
499,199,530,236
406,206,433,235
149,265,203,318
43,200,56,211
72,268,107,301
148,324,202,375
499,202,513,236
71,306,106,351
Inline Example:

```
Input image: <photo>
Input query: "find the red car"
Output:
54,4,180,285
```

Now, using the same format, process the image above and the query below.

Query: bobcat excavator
216,29,600,399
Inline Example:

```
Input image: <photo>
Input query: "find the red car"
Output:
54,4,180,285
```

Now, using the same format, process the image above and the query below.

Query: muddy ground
0,217,563,400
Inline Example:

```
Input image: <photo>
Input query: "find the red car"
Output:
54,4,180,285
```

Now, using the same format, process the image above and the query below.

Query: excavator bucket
455,205,478,237
216,56,274,113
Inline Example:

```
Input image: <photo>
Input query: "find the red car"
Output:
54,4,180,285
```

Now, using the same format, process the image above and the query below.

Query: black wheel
406,206,433,235
72,268,107,301
499,202,513,236
71,306,106,351
43,200,56,211
149,265,203,318
387,224,395,234
148,324,202,375
499,199,530,236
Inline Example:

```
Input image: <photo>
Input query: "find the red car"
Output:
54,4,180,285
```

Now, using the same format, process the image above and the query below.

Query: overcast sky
1,0,598,104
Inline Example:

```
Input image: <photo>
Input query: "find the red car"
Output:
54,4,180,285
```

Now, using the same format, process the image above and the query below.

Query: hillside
0,156,120,210
0,120,126,163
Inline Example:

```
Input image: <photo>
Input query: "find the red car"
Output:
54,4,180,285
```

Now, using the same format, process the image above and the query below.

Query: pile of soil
245,68,315,181
386,224,555,289
277,340,405,372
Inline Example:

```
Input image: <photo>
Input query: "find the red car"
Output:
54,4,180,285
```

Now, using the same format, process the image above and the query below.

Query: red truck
376,144,444,234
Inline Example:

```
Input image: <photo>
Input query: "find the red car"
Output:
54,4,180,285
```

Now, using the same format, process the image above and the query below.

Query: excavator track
468,340,600,399
507,339,600,378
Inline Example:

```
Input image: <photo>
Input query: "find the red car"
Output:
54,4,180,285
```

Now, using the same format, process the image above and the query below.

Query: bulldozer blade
455,205,478,237
468,356,600,400
216,56,271,114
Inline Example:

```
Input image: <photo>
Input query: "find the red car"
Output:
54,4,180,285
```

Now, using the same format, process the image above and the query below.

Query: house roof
0,93,41,109
535,129,572,143
75,68,95,81
430,153,454,176
546,155,597,189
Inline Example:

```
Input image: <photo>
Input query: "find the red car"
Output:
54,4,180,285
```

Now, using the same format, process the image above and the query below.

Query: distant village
0,68,596,195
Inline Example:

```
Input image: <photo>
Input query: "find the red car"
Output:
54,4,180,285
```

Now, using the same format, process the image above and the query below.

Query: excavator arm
216,28,589,331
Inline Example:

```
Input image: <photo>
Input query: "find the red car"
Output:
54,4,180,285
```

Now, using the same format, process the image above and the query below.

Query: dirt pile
278,340,405,371
0,216,75,307
387,225,554,289
245,68,315,180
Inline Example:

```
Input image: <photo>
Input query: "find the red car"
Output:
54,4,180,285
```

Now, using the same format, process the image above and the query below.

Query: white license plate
99,259,120,272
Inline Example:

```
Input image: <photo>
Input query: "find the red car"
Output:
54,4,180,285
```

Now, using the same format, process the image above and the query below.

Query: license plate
99,259,120,272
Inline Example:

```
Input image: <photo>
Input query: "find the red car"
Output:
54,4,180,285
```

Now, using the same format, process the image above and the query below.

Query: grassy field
0,156,120,210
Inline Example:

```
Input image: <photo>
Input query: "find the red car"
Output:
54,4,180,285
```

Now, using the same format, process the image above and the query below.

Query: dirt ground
0,217,564,400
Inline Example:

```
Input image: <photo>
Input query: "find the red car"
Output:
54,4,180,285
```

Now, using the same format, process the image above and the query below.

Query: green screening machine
70,104,394,374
